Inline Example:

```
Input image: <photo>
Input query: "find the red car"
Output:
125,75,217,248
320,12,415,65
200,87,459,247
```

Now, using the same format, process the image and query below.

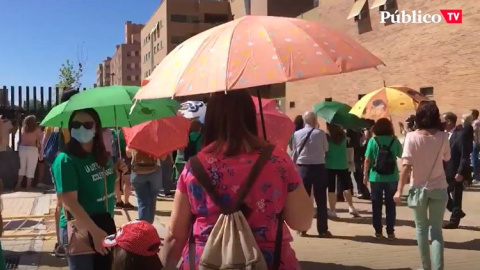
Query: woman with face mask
52,108,121,270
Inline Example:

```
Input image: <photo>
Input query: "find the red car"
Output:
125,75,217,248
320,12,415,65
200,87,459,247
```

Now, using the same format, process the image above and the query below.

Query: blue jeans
411,188,448,270
60,227,95,270
131,166,162,223
472,143,480,180
370,181,397,235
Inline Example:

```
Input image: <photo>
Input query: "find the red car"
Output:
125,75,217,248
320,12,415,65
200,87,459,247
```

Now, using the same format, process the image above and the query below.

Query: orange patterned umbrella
135,15,384,100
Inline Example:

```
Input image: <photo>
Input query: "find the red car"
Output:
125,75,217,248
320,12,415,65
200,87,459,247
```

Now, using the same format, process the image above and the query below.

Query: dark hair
23,115,38,133
66,108,109,167
61,89,79,103
471,109,479,119
111,247,162,270
415,101,441,130
371,118,395,136
293,115,304,131
327,123,345,144
443,112,457,124
190,119,202,133
203,90,267,156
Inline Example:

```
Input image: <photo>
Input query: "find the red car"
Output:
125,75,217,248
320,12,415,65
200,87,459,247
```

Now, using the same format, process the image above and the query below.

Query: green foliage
56,59,83,91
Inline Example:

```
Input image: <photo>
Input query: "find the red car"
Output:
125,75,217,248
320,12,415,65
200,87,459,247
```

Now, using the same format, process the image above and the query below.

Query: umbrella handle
256,88,267,140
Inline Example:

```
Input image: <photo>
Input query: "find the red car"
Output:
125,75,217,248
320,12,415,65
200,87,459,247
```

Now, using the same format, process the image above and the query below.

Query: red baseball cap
103,220,162,257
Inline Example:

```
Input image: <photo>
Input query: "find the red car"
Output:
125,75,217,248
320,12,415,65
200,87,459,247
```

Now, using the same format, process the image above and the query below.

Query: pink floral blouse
177,146,302,270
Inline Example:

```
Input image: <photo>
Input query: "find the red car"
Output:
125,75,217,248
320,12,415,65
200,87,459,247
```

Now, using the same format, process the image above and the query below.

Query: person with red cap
103,220,163,270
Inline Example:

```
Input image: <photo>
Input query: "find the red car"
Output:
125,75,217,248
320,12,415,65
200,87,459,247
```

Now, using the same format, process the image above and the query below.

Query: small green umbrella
41,85,180,128
313,101,370,130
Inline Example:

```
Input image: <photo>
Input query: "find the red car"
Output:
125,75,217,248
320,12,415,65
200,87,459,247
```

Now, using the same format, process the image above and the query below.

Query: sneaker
387,234,396,240
54,243,66,258
318,231,333,238
327,210,337,219
297,231,307,237
375,233,384,239
472,179,479,185
349,207,361,218
123,203,135,210
115,201,125,208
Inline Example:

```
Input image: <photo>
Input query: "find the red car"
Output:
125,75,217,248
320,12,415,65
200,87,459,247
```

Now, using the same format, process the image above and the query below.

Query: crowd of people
0,88,479,270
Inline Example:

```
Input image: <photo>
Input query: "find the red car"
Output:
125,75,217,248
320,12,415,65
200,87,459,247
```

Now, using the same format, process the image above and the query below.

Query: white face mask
71,127,96,144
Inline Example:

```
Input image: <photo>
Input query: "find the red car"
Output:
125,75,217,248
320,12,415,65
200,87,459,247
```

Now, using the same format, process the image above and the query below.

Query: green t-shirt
364,135,403,182
325,138,348,170
52,152,116,228
189,131,202,152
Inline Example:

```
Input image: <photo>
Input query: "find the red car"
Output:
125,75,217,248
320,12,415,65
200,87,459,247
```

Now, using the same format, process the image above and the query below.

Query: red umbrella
251,97,294,150
123,116,190,158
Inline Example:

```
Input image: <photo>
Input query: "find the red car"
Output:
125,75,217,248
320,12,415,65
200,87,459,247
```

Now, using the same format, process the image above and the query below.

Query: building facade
229,0,317,19
286,0,480,122
96,57,112,87
110,21,143,86
141,0,232,80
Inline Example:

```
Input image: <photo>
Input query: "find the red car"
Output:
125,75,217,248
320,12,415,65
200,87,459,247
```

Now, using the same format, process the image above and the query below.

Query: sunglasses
71,121,95,130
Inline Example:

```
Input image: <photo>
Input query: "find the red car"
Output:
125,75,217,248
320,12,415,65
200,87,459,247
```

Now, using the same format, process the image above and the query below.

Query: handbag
66,168,114,256
290,128,314,164
407,135,445,208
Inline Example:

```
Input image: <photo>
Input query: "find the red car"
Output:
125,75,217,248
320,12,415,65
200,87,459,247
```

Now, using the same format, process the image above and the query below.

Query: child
103,220,163,270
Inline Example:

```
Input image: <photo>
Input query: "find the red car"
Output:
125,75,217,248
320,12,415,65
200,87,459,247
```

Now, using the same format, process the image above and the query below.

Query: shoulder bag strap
297,128,314,156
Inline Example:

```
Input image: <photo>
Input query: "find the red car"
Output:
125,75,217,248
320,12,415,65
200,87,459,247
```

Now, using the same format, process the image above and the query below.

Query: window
354,0,373,34
289,101,295,108
160,40,163,49
186,15,201,23
325,97,333,101
358,94,366,100
204,13,230,24
153,46,157,54
171,36,186,44
379,0,398,26
171,14,187,22
420,87,434,98
135,75,140,81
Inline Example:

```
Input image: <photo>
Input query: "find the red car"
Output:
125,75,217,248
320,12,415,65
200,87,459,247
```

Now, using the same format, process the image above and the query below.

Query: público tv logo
380,10,462,24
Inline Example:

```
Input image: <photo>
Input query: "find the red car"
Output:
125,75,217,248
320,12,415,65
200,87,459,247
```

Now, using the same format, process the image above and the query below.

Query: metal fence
1,85,86,150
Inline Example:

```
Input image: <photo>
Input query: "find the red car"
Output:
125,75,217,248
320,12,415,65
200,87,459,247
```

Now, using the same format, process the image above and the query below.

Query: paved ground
2,185,480,270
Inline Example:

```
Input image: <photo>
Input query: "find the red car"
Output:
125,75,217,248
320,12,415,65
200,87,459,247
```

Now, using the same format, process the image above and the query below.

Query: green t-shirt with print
52,152,116,228
364,135,403,182
325,138,348,170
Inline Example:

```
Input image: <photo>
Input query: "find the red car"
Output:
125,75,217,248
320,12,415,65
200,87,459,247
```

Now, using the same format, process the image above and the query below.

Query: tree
56,43,88,92
56,59,82,90
23,99,43,110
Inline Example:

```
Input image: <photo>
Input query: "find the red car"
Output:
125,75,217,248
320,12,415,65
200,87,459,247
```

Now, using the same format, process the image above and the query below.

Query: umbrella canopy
314,101,370,129
123,116,190,158
251,97,294,150
41,85,180,128
350,86,429,120
178,101,207,123
135,15,384,100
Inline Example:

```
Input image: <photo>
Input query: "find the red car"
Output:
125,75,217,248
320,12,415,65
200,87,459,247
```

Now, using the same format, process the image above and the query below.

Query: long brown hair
327,123,345,144
111,247,162,270
371,118,395,136
202,90,267,156
66,108,109,167
22,115,37,133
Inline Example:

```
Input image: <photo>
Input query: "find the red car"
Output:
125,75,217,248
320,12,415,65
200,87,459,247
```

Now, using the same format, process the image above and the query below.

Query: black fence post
26,86,30,114
33,86,37,113
48,87,52,110
1,86,7,105
55,87,60,105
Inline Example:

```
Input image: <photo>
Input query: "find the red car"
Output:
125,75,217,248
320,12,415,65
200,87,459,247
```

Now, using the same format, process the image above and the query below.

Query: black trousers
353,160,370,197
446,177,464,224
297,164,328,234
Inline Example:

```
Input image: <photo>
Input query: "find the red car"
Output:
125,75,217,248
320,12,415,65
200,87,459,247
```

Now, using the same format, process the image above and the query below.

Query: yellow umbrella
350,86,429,120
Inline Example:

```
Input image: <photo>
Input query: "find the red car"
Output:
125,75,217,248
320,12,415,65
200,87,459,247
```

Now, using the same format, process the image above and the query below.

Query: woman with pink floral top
160,90,313,270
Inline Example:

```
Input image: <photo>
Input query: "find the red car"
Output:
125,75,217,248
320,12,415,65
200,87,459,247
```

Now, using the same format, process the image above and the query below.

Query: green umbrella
313,101,370,130
41,85,180,128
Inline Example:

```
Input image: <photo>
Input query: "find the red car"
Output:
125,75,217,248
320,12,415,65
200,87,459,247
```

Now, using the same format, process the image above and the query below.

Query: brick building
141,0,232,80
286,0,480,122
110,21,143,86
229,0,317,19
96,57,112,87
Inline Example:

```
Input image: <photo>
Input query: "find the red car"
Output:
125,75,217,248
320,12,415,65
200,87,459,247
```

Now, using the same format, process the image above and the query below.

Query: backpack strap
189,144,275,214
387,136,396,149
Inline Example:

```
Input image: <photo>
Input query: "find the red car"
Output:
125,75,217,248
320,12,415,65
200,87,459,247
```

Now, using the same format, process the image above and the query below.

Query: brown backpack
131,150,158,174
188,145,284,270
